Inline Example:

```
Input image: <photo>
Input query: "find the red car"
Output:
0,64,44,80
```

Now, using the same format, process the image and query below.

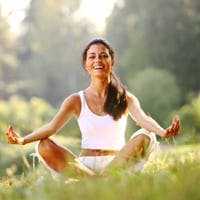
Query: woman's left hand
163,115,180,139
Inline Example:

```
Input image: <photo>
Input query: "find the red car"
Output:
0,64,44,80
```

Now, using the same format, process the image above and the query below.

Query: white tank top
78,91,127,150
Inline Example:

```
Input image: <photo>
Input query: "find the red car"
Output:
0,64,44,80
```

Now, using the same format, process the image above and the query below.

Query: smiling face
84,43,114,78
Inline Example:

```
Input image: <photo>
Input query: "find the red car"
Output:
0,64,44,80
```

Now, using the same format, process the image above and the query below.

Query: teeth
94,66,103,69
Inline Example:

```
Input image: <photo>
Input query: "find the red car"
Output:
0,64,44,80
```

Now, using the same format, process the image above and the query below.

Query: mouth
93,65,104,70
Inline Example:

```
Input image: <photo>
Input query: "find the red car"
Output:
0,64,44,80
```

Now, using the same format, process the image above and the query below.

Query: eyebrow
87,51,108,55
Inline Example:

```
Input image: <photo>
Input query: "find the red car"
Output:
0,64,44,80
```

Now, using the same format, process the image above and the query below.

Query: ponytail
104,71,127,120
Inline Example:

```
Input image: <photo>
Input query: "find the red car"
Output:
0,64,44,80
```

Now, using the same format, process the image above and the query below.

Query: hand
6,125,24,145
163,115,180,139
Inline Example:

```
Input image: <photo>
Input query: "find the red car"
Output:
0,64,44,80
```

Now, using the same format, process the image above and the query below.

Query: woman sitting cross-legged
6,38,180,176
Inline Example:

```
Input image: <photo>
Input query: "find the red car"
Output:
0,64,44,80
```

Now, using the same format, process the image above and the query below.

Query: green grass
0,144,200,200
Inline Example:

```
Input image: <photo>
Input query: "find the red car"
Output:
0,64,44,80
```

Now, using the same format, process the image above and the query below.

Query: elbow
135,118,144,128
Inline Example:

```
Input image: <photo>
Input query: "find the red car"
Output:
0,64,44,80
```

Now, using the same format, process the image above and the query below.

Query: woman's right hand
6,125,24,145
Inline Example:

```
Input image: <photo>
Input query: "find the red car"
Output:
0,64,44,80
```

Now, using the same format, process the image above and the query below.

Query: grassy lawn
0,143,199,200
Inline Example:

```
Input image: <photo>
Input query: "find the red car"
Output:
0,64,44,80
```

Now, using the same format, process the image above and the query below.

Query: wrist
158,128,166,138
18,137,25,145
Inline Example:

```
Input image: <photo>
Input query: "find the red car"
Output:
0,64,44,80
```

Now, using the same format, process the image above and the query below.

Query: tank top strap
78,90,86,109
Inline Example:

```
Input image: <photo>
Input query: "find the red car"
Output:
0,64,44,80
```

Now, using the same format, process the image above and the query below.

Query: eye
88,55,95,59
100,54,109,59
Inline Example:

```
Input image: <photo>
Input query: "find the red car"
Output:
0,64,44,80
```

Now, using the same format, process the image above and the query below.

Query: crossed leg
36,131,154,176
36,138,94,176
105,133,151,169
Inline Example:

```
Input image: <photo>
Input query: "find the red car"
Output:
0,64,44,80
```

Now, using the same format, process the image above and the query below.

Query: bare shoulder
61,92,81,117
64,93,80,102
126,91,140,107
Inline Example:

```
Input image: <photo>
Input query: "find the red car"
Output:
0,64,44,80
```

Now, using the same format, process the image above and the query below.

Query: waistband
80,149,119,156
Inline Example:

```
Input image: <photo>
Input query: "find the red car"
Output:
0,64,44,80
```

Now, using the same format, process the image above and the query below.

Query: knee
130,128,149,139
130,134,151,157
133,134,150,147
38,138,53,156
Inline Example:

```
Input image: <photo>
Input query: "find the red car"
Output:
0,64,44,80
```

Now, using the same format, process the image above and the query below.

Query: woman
6,38,180,176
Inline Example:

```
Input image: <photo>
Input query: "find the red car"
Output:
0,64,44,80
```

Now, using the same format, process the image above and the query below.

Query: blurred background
0,0,199,176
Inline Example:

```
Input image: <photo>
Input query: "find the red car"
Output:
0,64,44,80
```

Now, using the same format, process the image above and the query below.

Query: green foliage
0,8,18,99
15,0,93,105
0,96,81,176
0,144,199,200
106,0,200,102
0,96,56,138
178,95,200,140
127,67,181,126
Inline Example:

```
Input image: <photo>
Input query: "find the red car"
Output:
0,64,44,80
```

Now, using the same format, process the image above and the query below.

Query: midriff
80,149,119,156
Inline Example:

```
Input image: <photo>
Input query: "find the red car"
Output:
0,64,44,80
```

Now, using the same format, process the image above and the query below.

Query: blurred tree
178,95,200,136
106,0,200,102
127,67,181,126
0,8,18,99
16,0,92,105
0,96,56,137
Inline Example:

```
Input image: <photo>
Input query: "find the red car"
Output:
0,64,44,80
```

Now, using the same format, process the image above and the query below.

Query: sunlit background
0,0,199,165
0,0,199,191
0,0,31,35
0,0,118,35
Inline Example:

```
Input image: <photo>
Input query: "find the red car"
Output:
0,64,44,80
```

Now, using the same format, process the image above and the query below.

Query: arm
127,91,180,138
6,93,81,145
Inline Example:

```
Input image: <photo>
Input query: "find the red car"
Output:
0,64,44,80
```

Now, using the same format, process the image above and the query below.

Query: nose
94,56,101,63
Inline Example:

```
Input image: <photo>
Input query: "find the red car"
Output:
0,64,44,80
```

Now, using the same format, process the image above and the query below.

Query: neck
88,77,110,97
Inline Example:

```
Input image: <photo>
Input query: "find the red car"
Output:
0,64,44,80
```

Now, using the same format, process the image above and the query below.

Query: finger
166,125,176,138
11,135,17,142
165,117,181,138
171,122,176,132
7,129,21,143
7,135,14,144
172,116,179,130
7,125,20,138
8,125,13,132
9,136,17,144
8,139,15,144
9,135,15,142
175,115,180,121
167,117,176,133
10,126,16,135
174,119,180,136
165,128,172,138
6,125,13,135
168,123,175,134
173,115,179,122
15,130,20,137
172,117,180,135
171,117,180,136
10,129,17,137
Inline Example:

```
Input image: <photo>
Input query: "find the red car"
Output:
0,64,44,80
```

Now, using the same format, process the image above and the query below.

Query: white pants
77,128,160,172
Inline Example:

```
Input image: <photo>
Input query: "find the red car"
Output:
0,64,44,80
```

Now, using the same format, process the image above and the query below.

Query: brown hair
82,38,127,120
